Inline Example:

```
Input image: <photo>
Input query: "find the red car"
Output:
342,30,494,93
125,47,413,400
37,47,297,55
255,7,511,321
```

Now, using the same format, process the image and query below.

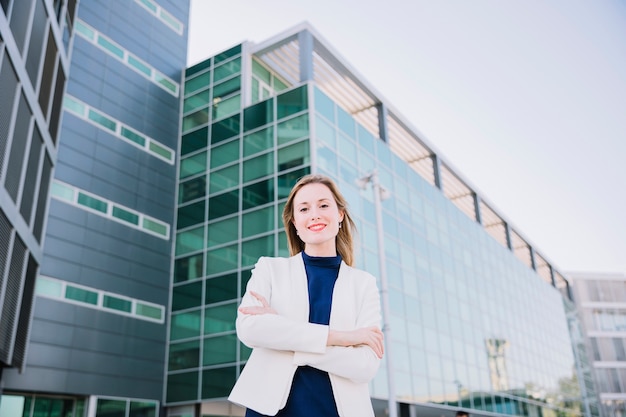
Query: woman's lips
308,223,326,232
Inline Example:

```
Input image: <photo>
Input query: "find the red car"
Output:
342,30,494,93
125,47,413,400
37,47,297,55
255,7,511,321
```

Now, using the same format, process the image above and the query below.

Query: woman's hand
238,290,277,315
327,326,384,358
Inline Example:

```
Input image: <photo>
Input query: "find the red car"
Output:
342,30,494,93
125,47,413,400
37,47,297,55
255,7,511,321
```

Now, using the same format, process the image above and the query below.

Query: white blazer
228,253,382,417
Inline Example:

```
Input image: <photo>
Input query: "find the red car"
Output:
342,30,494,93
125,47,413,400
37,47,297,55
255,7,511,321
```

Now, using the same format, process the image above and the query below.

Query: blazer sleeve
236,257,330,354
292,270,382,383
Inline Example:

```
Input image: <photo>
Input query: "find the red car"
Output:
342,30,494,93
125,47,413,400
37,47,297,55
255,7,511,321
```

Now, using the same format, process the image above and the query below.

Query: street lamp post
357,170,397,417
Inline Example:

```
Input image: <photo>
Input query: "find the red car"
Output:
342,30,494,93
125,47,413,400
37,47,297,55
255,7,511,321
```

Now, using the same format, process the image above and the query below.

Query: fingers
249,290,269,307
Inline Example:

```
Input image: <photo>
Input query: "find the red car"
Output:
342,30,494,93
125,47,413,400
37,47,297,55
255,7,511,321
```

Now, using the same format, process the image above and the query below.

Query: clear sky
187,0,626,276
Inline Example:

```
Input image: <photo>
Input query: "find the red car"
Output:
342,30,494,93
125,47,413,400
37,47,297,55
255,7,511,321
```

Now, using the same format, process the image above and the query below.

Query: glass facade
168,49,309,403
570,273,626,417
168,27,598,417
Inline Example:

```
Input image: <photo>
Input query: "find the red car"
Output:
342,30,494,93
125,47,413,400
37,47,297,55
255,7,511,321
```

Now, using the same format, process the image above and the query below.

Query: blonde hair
282,174,356,266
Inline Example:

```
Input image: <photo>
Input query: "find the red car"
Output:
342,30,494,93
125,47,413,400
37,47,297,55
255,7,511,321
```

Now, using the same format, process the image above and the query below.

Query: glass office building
1,1,189,417
569,272,626,417
168,23,598,417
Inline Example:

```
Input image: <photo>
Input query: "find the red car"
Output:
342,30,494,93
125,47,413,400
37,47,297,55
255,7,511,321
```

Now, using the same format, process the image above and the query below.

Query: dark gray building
1,0,75,388
1,1,189,416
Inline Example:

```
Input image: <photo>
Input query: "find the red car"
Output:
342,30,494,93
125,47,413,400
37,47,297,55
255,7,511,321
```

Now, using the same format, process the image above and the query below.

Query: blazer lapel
289,253,310,322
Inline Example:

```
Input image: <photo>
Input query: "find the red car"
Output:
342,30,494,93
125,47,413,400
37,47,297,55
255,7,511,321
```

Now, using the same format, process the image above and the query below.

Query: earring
339,221,342,229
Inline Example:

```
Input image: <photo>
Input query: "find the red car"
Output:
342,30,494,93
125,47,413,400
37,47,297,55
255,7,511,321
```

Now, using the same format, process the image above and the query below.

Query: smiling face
292,182,345,257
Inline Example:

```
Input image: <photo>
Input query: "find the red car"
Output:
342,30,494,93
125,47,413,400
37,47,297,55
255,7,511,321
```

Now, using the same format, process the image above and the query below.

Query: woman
228,174,384,417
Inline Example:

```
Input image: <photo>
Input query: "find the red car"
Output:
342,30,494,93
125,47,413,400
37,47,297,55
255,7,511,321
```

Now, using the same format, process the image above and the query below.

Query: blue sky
187,0,626,275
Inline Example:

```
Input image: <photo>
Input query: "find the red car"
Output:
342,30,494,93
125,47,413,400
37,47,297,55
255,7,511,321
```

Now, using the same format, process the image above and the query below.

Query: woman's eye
320,204,329,208
299,208,308,212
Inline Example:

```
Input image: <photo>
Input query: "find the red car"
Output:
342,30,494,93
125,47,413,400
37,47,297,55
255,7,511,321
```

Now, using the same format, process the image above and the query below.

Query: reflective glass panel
174,254,204,283
204,302,236,334
172,281,203,311
206,273,238,303
242,206,274,238
277,85,307,119
203,334,237,366
206,244,238,275
208,190,239,220
170,310,201,340
207,216,238,246
243,152,274,182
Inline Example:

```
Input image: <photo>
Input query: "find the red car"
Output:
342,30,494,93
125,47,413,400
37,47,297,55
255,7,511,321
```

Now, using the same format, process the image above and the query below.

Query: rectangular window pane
182,108,208,132
213,76,241,99
120,126,146,146
244,126,273,157
203,334,237,366
129,401,157,417
242,235,274,267
184,72,210,95
175,226,205,255
159,9,182,32
207,216,238,246
179,176,206,204
142,217,168,236
168,340,200,371
88,109,116,131
96,399,126,417
278,114,308,145
243,151,273,183
214,58,241,83
136,302,163,320
210,139,239,169
180,151,207,179
149,140,173,160
205,273,237,304
177,200,206,229
50,181,75,201
63,95,85,115
206,244,238,275
181,127,208,156
97,35,124,59
112,206,139,225
209,165,238,194
65,286,98,305
77,192,108,213
212,94,240,120
204,303,237,334
208,190,239,220
174,254,204,283
278,140,309,171
243,99,273,132
138,0,157,13
242,178,273,210
170,310,201,340
35,276,63,298
211,114,240,144
75,20,95,40
103,294,132,312
242,206,274,238
277,85,307,119
155,72,177,93
183,90,210,113
128,55,151,76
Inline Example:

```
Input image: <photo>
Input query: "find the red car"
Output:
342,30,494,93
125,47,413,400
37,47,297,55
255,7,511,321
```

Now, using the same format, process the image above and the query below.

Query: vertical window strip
134,0,184,35
35,275,165,323
74,19,179,96
50,179,171,239
63,94,174,164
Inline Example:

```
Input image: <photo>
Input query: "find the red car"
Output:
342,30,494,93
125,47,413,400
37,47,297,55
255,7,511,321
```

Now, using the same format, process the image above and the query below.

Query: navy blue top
246,252,342,417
